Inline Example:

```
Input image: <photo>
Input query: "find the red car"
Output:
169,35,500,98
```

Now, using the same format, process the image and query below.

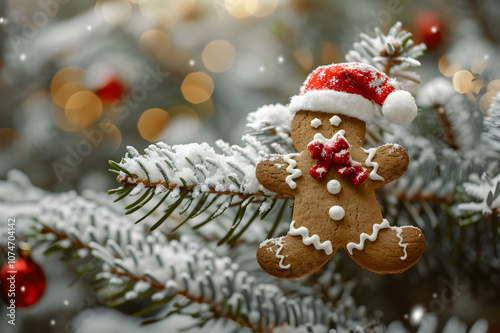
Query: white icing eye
327,180,341,194
310,118,322,128
329,205,345,220
330,116,341,126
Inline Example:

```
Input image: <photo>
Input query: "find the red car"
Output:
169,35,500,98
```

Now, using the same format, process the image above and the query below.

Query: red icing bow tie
308,135,368,186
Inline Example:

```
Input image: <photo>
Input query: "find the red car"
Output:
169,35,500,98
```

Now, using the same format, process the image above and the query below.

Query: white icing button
329,205,345,220
310,118,322,128
327,180,341,194
330,115,341,126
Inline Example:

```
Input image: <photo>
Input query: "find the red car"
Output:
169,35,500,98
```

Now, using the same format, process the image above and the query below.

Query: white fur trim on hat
382,90,418,126
289,90,376,122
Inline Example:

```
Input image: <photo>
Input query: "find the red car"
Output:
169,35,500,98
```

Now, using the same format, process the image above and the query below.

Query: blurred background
1,0,500,332
2,0,499,194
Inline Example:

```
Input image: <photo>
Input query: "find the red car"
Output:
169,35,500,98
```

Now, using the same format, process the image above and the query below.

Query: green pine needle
125,188,152,210
266,199,289,239
150,193,188,231
109,160,132,177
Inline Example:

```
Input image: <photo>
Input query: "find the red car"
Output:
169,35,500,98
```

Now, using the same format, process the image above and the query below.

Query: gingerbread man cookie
256,63,425,279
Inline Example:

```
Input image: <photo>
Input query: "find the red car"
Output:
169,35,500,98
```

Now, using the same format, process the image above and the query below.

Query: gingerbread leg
346,224,425,274
257,232,338,279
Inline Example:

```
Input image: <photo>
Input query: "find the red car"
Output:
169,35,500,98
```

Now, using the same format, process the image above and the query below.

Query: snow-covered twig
457,173,500,216
346,22,426,84
108,104,296,234
30,189,380,332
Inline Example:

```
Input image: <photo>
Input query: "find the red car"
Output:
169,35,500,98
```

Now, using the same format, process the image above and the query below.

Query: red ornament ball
94,77,124,102
0,257,46,308
415,12,443,49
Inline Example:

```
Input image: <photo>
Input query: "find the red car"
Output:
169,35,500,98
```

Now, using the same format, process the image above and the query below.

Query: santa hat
289,62,418,126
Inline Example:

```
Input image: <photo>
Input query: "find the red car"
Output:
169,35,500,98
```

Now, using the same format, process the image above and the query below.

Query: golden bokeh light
479,94,489,114
166,105,197,117
139,0,195,30
53,109,85,132
252,0,279,17
321,41,342,65
437,55,448,76
139,30,170,58
50,67,84,89
0,128,20,151
224,0,257,19
175,0,196,19
138,0,164,19
50,67,85,107
181,72,214,104
438,55,462,78
294,47,314,71
202,40,236,73
488,79,500,93
479,90,498,114
52,81,86,108
452,70,474,94
137,108,171,142
65,91,103,127
471,79,484,95
100,0,132,25
100,122,122,151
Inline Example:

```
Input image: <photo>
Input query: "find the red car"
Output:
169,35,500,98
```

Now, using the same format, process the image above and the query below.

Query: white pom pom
382,90,418,126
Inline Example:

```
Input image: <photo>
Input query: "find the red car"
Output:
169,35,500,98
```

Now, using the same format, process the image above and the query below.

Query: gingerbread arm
256,155,299,197
361,144,409,188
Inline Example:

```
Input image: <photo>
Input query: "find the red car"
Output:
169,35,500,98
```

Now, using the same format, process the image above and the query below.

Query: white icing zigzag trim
346,219,390,254
363,148,384,181
275,237,291,269
283,153,302,189
259,237,291,269
289,221,333,255
394,227,408,260
312,130,345,145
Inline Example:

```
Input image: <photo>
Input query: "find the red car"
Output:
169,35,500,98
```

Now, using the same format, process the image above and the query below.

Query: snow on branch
114,103,294,197
108,104,295,232
346,21,426,84
457,173,500,217
30,188,380,332
387,127,480,203
417,78,484,152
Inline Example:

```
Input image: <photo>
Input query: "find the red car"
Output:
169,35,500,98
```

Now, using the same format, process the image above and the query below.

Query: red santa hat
289,62,418,126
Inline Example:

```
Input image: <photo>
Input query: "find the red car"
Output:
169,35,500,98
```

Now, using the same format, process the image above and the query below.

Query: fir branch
109,104,296,233
107,268,267,332
390,137,473,203
417,77,484,152
29,190,381,332
433,104,459,150
345,21,426,83
457,172,500,217
38,221,268,331
379,191,500,298
116,178,292,200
